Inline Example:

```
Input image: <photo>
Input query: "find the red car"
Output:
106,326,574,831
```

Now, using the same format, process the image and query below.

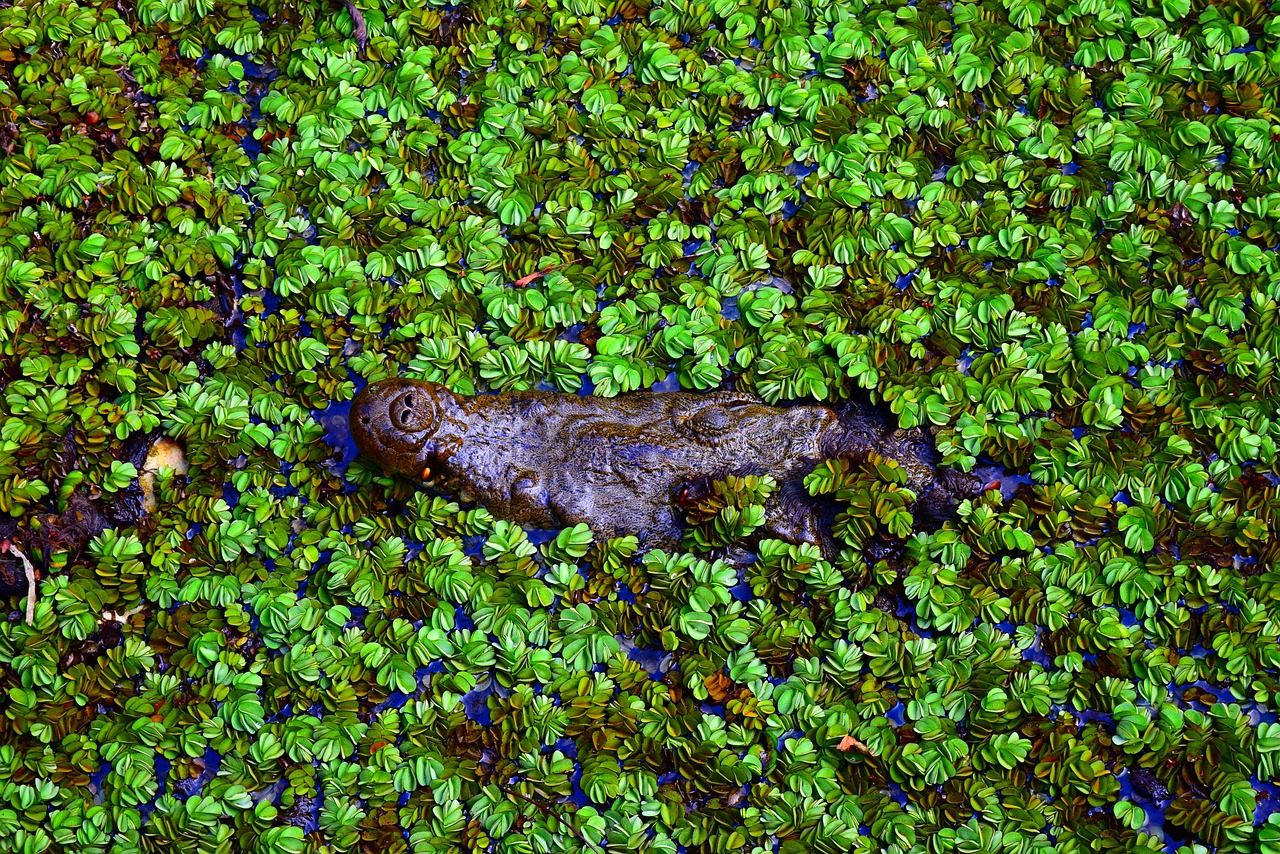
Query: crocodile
350,378,980,554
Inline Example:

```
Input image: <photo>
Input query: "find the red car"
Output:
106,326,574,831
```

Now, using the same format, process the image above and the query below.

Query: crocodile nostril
389,388,434,431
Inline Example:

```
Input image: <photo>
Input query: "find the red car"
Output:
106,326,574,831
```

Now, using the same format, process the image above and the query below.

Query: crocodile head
350,378,462,480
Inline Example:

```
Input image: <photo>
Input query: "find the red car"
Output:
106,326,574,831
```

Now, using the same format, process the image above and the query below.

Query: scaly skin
350,378,980,553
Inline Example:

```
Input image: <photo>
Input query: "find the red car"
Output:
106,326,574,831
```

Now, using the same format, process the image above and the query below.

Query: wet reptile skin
350,378,980,552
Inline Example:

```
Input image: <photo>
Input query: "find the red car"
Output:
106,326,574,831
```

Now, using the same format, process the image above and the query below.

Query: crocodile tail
823,394,895,459
914,467,985,529
825,394,983,528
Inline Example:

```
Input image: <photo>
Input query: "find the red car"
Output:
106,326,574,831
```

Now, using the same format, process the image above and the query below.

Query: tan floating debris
140,438,189,513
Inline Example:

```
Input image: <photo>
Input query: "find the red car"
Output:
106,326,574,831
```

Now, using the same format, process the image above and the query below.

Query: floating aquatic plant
2,0,1280,849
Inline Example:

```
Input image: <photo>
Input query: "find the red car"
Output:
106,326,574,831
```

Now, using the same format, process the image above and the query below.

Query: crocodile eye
687,406,736,437
389,388,436,432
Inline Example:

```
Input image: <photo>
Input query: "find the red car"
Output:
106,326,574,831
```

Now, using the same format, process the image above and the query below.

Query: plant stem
344,0,367,55
499,784,604,853
8,544,36,626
